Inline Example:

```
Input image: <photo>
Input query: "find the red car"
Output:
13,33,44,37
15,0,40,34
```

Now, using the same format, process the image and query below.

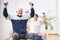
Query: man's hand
25,11,29,13
5,31,13,40
5,37,10,40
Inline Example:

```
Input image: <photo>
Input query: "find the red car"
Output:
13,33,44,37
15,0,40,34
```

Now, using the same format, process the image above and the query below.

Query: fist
25,11,29,13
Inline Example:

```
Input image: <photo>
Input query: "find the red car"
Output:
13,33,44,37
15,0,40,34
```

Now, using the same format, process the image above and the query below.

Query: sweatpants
12,32,35,40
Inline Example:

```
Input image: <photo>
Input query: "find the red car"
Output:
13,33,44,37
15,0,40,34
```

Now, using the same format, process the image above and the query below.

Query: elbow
3,13,8,18
30,12,34,17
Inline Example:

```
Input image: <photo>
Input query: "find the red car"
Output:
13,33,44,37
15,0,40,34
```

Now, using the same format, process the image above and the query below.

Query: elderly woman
27,13,47,40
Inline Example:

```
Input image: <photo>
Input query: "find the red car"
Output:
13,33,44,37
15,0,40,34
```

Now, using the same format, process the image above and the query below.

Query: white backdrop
0,0,58,40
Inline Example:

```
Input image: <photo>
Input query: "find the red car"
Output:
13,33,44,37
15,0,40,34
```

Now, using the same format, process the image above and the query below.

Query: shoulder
30,17,34,20
22,14,30,19
28,17,34,21
8,14,20,19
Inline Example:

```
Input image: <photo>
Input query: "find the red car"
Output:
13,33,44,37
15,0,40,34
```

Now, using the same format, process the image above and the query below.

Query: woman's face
34,15,38,21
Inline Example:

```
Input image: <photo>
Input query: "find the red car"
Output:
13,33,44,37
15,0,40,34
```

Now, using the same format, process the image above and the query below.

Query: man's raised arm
30,8,35,17
30,2,35,17
3,3,8,18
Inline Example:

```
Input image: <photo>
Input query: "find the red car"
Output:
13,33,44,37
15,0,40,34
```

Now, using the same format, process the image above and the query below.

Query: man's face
34,15,38,21
17,9,23,15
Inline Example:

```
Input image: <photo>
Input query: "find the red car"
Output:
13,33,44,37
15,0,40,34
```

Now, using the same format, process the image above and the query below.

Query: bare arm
27,19,31,32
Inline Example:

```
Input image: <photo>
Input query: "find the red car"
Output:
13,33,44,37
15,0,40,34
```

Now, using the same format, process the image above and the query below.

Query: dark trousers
35,35,43,40
12,32,26,40
12,32,35,40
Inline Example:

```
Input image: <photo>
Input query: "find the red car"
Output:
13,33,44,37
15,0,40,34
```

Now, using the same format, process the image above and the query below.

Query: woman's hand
27,26,30,32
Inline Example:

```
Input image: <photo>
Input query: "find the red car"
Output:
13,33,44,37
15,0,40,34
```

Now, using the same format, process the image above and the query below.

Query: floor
5,34,60,40
20,34,60,40
47,34,60,40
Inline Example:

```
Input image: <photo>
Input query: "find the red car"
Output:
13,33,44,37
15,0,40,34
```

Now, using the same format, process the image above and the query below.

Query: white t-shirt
27,18,41,33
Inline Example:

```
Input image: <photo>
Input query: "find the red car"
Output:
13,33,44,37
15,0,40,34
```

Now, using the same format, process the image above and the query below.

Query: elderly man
3,3,35,40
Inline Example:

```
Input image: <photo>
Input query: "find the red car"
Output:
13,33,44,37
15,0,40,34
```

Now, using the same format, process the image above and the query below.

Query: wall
58,0,60,34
